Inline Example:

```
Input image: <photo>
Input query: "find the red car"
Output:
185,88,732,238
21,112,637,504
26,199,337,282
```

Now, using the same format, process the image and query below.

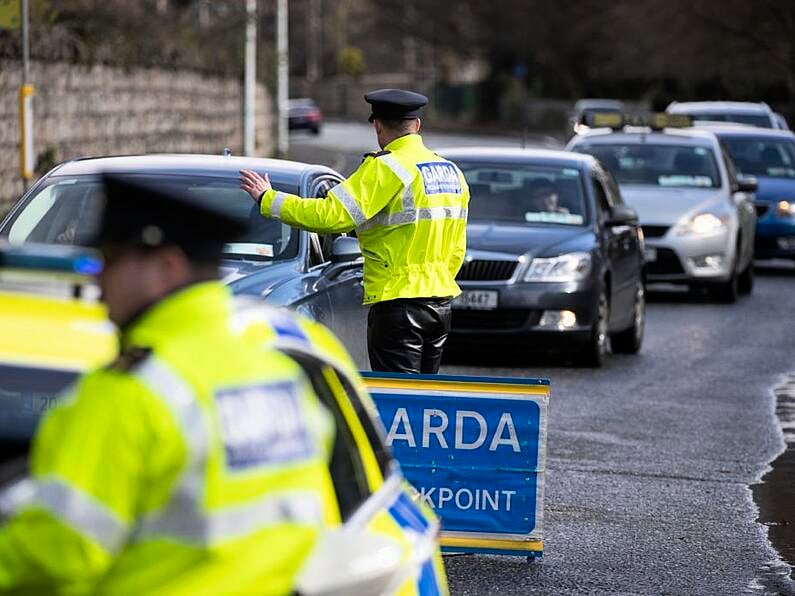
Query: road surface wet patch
753,374,795,590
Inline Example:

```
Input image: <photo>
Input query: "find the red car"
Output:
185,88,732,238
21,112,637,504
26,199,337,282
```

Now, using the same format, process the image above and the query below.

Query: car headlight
524,252,592,282
676,212,729,236
776,200,795,217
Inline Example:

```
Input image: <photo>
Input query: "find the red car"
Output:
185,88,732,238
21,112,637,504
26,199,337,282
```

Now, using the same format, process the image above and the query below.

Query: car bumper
755,221,795,259
288,118,321,130
644,229,735,284
448,280,596,345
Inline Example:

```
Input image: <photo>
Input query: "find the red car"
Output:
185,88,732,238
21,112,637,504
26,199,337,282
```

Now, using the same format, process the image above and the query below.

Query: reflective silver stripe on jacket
269,191,290,219
136,491,323,544
419,205,468,221
32,477,130,553
134,356,210,544
133,356,323,546
359,155,467,231
330,183,367,226
379,154,415,187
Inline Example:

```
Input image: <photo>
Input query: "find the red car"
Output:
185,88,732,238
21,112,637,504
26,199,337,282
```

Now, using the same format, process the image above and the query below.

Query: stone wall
0,61,273,212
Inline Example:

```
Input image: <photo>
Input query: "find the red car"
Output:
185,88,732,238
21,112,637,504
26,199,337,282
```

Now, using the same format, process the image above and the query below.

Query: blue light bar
0,242,103,276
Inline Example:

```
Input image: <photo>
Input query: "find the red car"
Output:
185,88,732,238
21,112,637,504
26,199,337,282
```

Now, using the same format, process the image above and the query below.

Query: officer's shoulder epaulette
107,346,152,373
362,149,391,162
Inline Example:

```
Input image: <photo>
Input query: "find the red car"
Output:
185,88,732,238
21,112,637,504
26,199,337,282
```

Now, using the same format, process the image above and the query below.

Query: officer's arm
260,157,403,233
0,372,163,589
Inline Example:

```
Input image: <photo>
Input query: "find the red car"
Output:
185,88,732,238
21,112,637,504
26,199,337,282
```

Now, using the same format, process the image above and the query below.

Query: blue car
700,125,795,259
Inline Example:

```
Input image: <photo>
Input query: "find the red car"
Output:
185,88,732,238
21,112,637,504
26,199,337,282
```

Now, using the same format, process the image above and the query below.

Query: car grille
452,308,537,330
641,225,669,239
457,259,518,281
755,204,770,218
648,248,685,275
755,236,779,250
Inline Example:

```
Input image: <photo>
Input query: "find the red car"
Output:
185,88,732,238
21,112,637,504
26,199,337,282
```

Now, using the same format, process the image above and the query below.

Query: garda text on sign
362,372,549,557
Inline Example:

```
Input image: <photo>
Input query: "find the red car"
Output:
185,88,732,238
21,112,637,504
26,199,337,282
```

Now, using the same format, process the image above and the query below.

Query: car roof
569,128,717,148
49,154,338,189
692,124,795,140
574,98,624,111
438,146,594,170
667,101,772,115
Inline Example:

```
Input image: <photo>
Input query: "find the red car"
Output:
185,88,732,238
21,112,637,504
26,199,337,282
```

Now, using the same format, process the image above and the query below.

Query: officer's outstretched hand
240,169,272,204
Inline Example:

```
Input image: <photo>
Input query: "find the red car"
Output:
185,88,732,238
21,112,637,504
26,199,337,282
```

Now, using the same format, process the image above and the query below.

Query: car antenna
223,148,232,156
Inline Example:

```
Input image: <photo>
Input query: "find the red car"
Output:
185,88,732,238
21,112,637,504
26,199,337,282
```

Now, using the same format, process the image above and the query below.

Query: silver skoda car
568,125,757,302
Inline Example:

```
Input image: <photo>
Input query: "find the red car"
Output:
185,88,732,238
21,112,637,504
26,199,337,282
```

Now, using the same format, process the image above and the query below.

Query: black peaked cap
365,89,428,123
90,173,247,261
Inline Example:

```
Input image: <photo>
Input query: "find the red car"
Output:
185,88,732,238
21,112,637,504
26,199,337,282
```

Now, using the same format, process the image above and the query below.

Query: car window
591,175,611,216
457,162,588,226
310,176,346,257
333,374,392,479
308,233,325,267
2,175,301,262
721,148,740,188
577,143,721,189
602,168,624,205
683,112,773,128
285,351,377,520
721,136,795,179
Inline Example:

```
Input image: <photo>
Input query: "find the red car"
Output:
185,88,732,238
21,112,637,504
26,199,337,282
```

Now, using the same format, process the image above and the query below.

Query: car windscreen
457,162,588,226
576,143,721,188
721,136,795,179
686,112,772,128
1,174,300,261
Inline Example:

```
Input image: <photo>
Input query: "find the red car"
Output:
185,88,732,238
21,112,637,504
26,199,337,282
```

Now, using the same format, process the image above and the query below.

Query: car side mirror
330,236,362,263
295,530,404,596
735,175,758,194
606,204,638,226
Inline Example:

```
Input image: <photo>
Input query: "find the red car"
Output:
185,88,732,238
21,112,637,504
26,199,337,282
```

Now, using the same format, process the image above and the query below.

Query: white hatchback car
567,126,757,302
666,101,789,130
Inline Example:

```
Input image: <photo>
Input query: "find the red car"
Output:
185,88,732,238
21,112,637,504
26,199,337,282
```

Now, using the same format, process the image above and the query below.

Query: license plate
453,290,498,310
644,247,658,262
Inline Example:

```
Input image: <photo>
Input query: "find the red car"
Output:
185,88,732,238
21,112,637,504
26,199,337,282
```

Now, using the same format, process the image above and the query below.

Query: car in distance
569,98,625,138
288,98,323,135
440,147,646,367
0,154,368,366
568,115,757,303
666,101,788,130
698,124,795,260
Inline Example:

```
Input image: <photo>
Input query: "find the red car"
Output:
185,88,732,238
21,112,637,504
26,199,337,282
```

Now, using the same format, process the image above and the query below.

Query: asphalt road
288,121,557,176
289,123,795,595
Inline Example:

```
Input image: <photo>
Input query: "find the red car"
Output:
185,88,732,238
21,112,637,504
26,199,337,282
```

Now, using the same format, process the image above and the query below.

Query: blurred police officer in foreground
240,89,470,374
0,176,339,595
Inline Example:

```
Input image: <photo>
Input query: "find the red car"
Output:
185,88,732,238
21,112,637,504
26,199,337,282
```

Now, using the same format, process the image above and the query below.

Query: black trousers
367,297,453,374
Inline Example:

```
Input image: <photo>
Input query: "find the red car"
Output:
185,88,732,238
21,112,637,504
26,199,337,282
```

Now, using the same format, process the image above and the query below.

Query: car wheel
708,262,738,304
576,289,609,367
311,126,321,136
738,261,754,295
611,280,645,354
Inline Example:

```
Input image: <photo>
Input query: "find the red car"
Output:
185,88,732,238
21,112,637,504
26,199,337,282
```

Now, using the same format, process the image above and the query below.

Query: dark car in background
440,148,645,367
0,154,369,366
288,98,323,135
696,124,795,260
569,99,625,138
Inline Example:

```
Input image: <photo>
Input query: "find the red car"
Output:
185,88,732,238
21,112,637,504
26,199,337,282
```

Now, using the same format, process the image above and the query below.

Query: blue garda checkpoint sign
362,372,549,558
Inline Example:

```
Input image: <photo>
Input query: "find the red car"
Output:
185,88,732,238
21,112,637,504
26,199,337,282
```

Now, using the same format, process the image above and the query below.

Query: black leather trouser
367,297,453,374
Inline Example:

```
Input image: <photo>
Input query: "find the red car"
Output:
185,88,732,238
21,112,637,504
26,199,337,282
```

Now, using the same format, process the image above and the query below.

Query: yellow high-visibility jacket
0,282,339,595
260,134,469,304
